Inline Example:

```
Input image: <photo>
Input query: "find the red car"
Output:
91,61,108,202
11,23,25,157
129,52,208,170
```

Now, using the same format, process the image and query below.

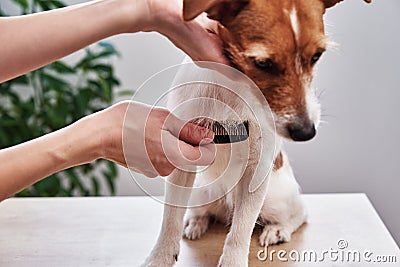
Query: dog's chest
167,63,255,122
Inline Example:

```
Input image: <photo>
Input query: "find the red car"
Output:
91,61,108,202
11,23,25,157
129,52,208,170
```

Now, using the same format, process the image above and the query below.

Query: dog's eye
253,59,279,75
223,48,233,62
310,52,323,66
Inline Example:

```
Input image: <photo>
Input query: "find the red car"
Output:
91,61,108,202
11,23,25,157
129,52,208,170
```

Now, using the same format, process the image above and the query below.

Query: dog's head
183,0,371,141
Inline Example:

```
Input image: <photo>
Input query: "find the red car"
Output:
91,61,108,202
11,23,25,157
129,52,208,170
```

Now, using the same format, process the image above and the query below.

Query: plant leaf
4,0,120,198
50,0,66,8
49,61,75,74
117,89,134,97
11,0,29,9
106,161,118,177
102,170,116,195
91,177,100,196
64,169,89,196
32,174,61,197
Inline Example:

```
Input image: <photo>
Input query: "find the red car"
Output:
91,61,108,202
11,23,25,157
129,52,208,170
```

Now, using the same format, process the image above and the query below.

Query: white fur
141,60,308,266
289,7,300,44
306,87,322,128
258,152,307,245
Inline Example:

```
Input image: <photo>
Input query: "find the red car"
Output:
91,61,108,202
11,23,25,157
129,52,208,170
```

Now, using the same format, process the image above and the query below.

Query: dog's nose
288,123,316,141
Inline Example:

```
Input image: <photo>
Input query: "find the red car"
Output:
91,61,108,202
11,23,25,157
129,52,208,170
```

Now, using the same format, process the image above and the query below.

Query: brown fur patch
273,151,283,171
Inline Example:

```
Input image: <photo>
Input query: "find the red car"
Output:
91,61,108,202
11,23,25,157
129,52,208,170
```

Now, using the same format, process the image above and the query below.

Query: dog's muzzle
288,122,316,142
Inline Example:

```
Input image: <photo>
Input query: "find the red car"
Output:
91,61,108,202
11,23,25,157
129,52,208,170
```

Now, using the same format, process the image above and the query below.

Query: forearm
0,116,100,201
0,0,145,82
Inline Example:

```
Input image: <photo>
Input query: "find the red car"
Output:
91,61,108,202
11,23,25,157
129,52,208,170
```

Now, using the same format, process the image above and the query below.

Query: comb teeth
211,120,249,144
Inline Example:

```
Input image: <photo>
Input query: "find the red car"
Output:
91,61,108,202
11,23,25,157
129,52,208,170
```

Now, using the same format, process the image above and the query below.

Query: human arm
0,101,215,201
0,0,228,82
0,0,224,200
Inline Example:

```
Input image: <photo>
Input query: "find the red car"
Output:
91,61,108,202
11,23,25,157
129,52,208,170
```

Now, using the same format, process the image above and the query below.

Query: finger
179,122,214,145
165,114,214,145
162,131,216,167
171,16,229,65
141,170,159,178
177,140,216,166
155,163,175,177
188,21,230,64
186,21,244,81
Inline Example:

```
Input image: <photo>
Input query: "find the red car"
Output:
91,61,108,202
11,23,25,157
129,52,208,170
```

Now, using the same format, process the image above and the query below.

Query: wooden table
0,194,399,266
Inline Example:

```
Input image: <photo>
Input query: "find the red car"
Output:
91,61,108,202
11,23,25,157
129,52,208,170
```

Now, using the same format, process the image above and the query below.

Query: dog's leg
258,151,307,247
218,167,269,267
141,169,195,267
183,143,239,241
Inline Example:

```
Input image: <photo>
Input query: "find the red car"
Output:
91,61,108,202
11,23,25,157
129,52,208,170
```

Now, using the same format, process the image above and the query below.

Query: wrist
79,0,149,35
60,115,103,167
116,0,155,33
130,0,184,34
88,103,126,166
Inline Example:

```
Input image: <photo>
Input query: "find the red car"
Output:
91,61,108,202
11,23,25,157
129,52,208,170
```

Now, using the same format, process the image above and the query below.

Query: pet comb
210,120,249,144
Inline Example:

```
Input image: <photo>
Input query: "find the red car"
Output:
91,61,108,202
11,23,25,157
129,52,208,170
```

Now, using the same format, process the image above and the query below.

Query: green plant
0,0,125,196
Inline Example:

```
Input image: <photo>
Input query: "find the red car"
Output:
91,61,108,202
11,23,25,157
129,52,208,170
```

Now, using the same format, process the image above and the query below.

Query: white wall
2,0,399,244
285,1,400,244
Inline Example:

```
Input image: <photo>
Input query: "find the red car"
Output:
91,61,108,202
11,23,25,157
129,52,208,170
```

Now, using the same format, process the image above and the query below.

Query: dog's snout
288,122,316,142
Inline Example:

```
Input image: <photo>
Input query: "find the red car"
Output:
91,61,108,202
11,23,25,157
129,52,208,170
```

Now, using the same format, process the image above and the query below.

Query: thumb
166,114,214,145
161,129,216,167
179,121,214,145
185,20,230,65
175,137,216,166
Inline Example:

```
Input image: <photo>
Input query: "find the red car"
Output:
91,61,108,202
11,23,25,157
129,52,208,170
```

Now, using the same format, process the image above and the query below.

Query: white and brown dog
142,0,371,266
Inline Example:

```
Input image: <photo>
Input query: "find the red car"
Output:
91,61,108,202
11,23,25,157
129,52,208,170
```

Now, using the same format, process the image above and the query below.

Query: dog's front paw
141,243,180,267
259,224,291,246
183,216,209,240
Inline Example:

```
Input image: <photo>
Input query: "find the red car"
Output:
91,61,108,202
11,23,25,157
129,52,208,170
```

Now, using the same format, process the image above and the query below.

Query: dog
141,0,371,266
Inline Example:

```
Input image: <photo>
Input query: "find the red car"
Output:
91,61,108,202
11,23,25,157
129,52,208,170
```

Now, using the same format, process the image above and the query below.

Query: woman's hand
91,101,216,177
0,0,228,82
0,0,224,199
0,101,216,200
135,0,229,64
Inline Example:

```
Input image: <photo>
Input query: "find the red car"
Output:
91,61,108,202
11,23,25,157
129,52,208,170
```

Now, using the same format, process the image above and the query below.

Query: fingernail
200,138,214,145
203,128,215,139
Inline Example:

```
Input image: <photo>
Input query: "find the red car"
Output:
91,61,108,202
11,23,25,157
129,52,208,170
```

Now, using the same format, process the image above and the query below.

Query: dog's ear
322,0,372,9
183,0,249,24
